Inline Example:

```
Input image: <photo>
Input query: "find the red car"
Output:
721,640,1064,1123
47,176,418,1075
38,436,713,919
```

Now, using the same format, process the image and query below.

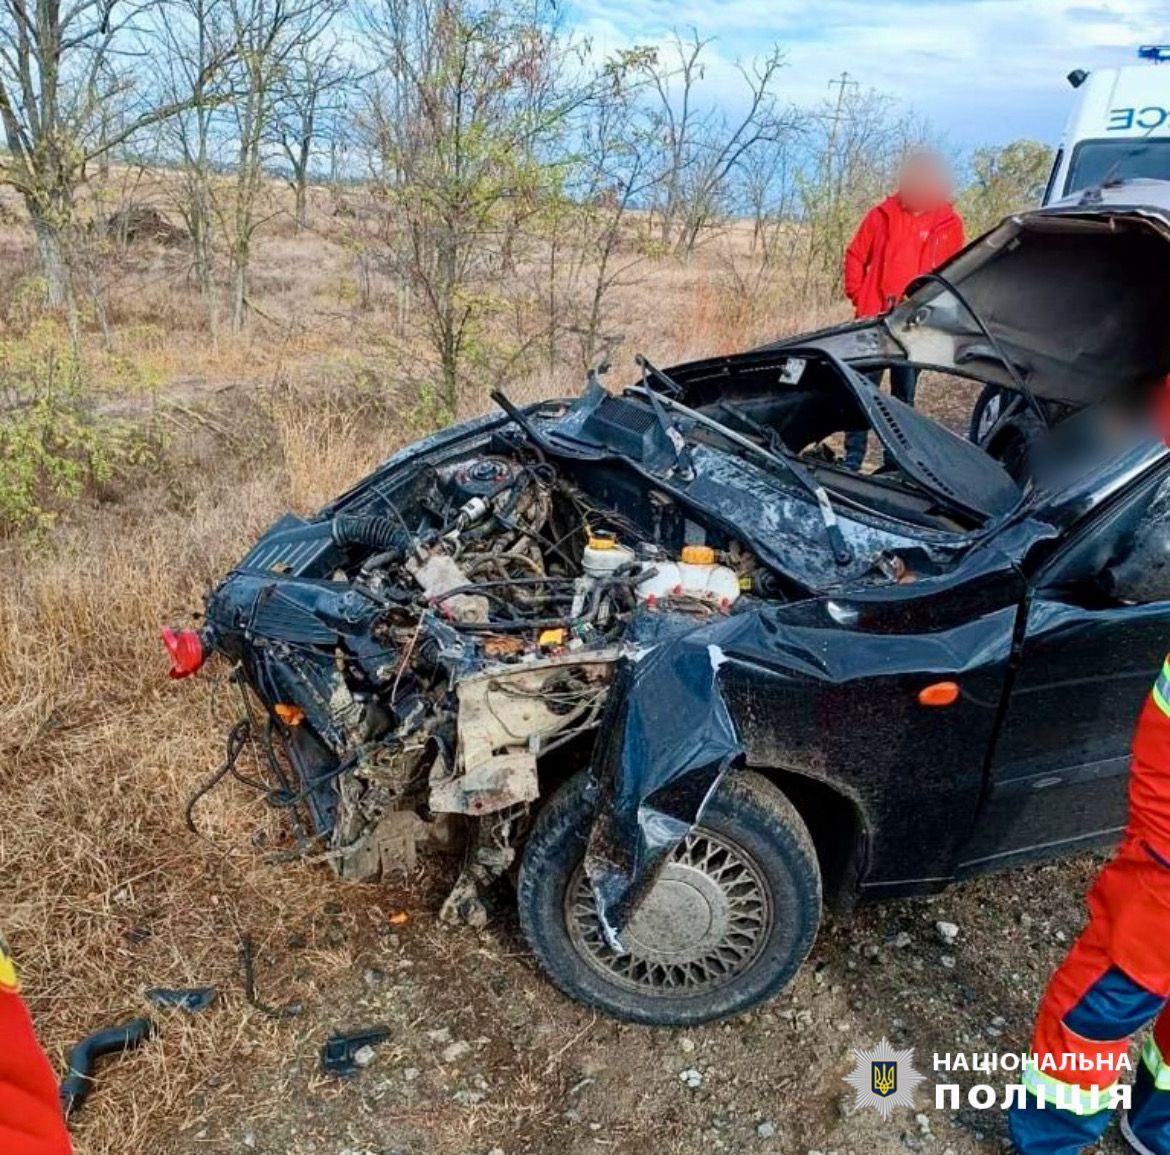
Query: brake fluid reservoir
582,531,635,578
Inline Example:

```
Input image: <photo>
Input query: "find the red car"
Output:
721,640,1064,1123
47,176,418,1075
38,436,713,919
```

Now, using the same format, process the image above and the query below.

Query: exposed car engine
196,428,764,924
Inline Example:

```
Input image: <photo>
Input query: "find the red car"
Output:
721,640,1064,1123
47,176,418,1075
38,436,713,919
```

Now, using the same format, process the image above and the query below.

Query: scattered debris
144,986,218,1012
679,1068,703,1089
59,1017,158,1119
320,1026,392,1077
352,1045,377,1069
239,932,302,1019
757,1120,776,1139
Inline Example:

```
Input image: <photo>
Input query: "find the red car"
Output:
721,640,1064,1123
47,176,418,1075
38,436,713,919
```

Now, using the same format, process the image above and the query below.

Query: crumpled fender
583,559,1026,944
584,613,754,946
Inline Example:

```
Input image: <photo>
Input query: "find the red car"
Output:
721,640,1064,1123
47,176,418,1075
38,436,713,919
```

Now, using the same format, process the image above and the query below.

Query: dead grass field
0,182,1103,1155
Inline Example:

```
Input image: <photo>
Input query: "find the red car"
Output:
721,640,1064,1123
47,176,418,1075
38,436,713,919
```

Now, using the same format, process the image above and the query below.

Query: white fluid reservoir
636,545,740,607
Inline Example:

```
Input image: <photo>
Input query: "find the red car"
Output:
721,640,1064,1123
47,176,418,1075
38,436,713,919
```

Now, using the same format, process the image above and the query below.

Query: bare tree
158,0,236,335
549,50,660,368
740,129,801,263
274,36,350,230
358,0,595,412
219,0,337,331
642,31,794,257
0,0,232,312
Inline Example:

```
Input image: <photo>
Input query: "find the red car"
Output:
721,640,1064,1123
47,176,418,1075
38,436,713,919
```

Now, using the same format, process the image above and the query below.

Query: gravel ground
156,847,1134,1155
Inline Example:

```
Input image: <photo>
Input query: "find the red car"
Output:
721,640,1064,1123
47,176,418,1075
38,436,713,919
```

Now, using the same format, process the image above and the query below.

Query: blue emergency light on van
1138,45,1170,63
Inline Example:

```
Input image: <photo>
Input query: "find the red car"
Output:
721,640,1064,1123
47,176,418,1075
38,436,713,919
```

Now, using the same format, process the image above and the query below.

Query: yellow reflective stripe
1021,1064,1115,1115
0,934,16,994
1143,1036,1170,1091
1153,669,1170,717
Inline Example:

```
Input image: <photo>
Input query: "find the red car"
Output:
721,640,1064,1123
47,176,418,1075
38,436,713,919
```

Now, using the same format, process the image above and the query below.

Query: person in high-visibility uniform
0,935,72,1155
1010,656,1170,1154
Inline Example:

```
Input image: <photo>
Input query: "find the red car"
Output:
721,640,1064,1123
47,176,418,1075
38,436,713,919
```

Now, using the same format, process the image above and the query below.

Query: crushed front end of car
170,347,996,939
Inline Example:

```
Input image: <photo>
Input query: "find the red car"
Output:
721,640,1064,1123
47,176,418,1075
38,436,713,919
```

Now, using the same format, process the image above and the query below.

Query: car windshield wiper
627,385,853,566
634,353,695,480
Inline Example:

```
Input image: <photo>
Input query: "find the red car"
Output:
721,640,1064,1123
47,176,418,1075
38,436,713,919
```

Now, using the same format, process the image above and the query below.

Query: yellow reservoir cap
680,545,716,565
587,536,616,550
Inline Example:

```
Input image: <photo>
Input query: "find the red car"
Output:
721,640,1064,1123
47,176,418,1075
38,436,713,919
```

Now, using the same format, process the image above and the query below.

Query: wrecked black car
167,182,1170,1025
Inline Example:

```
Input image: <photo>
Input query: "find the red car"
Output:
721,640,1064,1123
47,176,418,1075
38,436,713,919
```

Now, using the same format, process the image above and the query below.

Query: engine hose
60,1017,158,1119
331,515,411,556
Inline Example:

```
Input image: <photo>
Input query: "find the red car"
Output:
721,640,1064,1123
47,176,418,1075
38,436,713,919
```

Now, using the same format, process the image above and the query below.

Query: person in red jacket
1010,656,1170,1154
842,150,964,469
0,935,72,1155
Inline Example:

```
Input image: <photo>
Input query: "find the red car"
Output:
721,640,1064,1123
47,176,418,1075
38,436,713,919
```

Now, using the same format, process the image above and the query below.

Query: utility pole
823,73,861,212
825,71,859,194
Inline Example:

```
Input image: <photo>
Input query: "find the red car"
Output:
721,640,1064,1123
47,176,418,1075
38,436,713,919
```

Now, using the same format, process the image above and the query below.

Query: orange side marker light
918,681,960,707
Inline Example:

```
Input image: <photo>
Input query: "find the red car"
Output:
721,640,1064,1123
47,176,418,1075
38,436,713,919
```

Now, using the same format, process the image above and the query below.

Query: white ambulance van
1044,45,1170,204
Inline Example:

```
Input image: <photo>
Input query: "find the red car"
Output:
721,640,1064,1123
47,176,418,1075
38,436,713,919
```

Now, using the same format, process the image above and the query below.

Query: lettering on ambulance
1108,107,1170,131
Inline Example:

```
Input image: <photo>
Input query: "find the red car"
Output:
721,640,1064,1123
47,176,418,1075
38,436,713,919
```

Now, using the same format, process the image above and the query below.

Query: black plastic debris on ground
320,1026,392,1077
144,986,218,1012
60,1017,158,1119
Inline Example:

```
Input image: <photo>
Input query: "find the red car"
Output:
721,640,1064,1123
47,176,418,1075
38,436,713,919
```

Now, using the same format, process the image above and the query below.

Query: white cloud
563,0,1170,145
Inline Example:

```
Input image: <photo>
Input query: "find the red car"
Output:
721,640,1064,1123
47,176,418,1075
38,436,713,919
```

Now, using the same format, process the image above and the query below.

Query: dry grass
0,181,864,1153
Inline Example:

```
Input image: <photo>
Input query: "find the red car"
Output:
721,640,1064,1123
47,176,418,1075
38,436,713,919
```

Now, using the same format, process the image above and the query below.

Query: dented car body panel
189,186,1170,958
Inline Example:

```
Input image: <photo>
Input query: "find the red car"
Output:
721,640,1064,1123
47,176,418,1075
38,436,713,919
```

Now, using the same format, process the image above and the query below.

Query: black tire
517,770,822,1026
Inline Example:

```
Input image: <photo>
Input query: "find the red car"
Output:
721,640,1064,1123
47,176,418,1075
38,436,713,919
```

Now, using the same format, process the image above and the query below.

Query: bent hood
888,180,1170,409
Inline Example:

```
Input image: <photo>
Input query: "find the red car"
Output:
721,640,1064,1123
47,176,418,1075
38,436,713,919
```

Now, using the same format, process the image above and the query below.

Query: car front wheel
517,770,822,1026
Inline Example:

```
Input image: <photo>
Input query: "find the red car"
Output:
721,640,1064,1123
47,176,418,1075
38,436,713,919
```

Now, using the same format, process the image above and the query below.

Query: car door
957,461,1170,874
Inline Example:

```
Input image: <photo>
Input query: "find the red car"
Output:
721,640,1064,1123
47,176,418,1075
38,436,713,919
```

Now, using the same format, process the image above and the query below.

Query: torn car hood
887,183,1170,408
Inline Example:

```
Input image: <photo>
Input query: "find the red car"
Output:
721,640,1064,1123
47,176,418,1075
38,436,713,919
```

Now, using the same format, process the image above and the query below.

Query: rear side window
1064,138,1170,197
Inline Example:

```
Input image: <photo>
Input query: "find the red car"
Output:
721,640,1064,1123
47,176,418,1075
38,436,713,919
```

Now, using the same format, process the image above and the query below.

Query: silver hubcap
566,829,772,995
977,394,1001,440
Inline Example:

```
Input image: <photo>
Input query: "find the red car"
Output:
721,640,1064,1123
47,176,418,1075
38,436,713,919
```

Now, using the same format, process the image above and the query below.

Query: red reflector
918,681,960,707
162,627,205,679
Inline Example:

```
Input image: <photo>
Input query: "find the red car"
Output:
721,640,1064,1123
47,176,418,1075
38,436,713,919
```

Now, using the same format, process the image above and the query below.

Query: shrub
0,324,138,532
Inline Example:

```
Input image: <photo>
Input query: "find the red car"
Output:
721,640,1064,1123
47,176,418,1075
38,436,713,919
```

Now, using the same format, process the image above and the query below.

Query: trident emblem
871,1060,898,1097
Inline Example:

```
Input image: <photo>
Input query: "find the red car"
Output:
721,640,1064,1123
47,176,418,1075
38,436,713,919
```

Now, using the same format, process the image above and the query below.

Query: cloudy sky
561,0,1170,148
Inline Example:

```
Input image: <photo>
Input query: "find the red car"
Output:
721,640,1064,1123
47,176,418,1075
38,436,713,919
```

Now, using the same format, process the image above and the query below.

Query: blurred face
898,152,952,212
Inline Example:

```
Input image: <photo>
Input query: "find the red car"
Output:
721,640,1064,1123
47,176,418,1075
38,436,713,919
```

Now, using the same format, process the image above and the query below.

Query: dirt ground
0,188,1136,1155
91,838,1127,1155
